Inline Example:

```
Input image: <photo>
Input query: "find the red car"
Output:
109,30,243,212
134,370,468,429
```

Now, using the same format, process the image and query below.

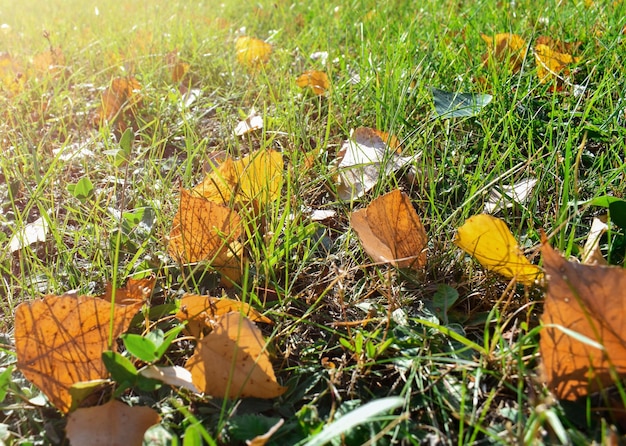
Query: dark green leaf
102,351,138,387
121,333,158,363
609,200,626,230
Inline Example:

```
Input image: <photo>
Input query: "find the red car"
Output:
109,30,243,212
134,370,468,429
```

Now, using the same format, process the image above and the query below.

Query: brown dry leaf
454,214,542,285
540,242,626,400
66,399,160,446
296,70,330,95
98,76,142,128
168,188,243,284
235,36,272,67
14,295,140,413
103,276,155,305
185,312,286,399
372,129,401,153
480,33,527,72
350,189,427,271
176,293,272,339
534,43,580,84
192,149,283,209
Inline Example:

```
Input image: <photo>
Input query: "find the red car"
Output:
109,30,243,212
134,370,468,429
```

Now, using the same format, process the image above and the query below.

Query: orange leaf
176,293,272,339
296,70,329,95
185,312,286,399
534,44,580,84
103,276,155,305
32,47,66,79
235,36,272,67
99,76,142,128
66,399,160,446
168,188,243,284
480,33,527,72
350,189,427,271
14,295,140,413
540,242,626,400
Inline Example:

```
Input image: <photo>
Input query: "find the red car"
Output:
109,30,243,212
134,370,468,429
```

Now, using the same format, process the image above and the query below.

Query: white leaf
234,111,263,136
8,214,49,253
484,178,537,213
581,217,608,265
140,365,199,393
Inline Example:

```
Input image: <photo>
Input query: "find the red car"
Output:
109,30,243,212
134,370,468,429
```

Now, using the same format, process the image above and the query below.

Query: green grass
1,0,626,444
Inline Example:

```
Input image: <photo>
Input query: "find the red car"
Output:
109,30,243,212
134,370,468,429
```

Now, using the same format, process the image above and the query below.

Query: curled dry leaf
66,399,160,446
234,110,264,136
235,36,272,67
176,293,272,339
103,276,156,305
540,242,626,400
581,217,608,265
480,33,527,72
336,127,415,201
168,188,243,284
185,312,286,399
484,178,537,214
246,418,285,446
296,70,330,95
454,214,542,285
350,189,427,271
14,295,141,413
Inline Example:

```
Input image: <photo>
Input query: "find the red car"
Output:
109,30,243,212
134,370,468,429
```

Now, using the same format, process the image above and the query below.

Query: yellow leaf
535,43,580,83
185,312,286,399
480,33,527,72
540,242,626,400
192,149,283,209
176,293,272,339
66,400,160,446
454,214,542,285
296,70,330,95
236,36,272,67
14,295,140,413
350,189,427,271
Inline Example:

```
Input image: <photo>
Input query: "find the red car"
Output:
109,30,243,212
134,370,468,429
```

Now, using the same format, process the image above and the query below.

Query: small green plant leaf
102,351,138,387
430,284,459,325
429,87,493,118
155,325,186,360
585,195,624,208
121,333,159,363
67,177,94,201
609,200,626,230
0,365,14,403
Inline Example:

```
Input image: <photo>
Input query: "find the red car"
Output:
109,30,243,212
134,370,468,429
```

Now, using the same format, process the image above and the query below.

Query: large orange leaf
14,295,140,413
176,293,272,339
350,189,427,271
235,36,272,67
168,188,243,284
454,214,542,285
540,242,626,400
98,76,142,129
66,399,160,446
185,312,286,399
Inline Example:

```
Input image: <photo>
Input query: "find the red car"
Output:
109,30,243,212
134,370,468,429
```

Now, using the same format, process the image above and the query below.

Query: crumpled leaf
429,87,493,118
350,189,427,271
236,36,272,67
454,214,542,285
66,399,160,446
484,178,537,213
296,70,329,95
185,312,286,399
540,242,626,400
234,110,264,136
480,33,527,72
14,295,141,413
176,293,272,339
8,214,49,253
336,127,415,201
168,188,243,284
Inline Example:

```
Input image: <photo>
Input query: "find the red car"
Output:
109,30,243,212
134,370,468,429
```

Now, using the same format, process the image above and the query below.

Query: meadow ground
0,0,625,444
